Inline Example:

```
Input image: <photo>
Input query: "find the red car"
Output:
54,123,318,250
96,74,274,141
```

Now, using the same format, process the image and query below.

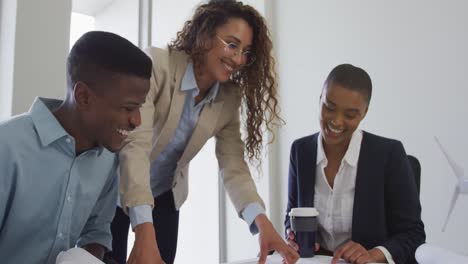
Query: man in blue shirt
0,31,151,263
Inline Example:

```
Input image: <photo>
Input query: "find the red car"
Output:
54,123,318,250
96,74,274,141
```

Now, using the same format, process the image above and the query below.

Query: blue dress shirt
0,98,118,264
128,63,265,233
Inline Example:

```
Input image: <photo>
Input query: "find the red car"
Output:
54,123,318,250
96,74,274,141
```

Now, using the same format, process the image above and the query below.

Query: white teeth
327,124,343,134
117,129,130,137
223,62,234,71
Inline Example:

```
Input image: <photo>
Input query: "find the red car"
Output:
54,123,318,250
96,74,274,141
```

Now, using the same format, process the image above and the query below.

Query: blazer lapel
153,53,189,156
299,134,318,208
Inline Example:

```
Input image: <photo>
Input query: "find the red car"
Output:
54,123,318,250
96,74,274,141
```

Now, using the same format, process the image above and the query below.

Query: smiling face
319,82,368,150
201,17,254,83
81,74,150,152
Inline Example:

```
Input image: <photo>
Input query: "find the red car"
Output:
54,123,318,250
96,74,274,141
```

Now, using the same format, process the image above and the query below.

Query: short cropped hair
324,64,372,104
67,31,152,90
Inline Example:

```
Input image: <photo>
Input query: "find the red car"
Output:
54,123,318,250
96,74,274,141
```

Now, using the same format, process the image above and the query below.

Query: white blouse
314,130,394,263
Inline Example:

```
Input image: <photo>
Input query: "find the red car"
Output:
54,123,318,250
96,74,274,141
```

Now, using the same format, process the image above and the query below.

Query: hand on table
332,240,384,264
256,215,300,264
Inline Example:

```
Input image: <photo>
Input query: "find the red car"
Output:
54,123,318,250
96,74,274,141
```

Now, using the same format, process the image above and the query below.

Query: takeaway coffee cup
289,207,319,258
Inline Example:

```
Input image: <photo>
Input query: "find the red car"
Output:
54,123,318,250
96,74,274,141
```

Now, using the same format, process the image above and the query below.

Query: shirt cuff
375,246,395,264
129,205,153,230
241,203,266,235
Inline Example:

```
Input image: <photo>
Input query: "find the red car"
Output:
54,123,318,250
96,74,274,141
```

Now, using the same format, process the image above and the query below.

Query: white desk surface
225,254,384,264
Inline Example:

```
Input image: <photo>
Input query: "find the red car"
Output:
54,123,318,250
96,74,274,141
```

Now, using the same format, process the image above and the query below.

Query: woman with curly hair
105,1,299,264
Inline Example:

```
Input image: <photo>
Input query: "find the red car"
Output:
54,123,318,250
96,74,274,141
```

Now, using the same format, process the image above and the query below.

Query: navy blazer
284,131,425,264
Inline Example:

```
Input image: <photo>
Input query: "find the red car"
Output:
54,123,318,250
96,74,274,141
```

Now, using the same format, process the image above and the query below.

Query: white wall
176,139,220,264
151,0,200,48
0,0,16,120
94,0,139,46
271,0,468,255
1,0,71,118
69,13,95,49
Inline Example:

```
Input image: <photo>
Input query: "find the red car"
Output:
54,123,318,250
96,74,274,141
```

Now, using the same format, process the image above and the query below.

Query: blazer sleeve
214,100,265,217
284,140,299,236
118,54,159,213
382,141,426,263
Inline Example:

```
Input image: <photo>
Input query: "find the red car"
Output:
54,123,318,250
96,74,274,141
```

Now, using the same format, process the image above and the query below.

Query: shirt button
67,196,72,202
66,138,71,143
57,232,63,239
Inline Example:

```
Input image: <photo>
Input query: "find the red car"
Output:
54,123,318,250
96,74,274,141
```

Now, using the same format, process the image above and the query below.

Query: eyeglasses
216,35,256,66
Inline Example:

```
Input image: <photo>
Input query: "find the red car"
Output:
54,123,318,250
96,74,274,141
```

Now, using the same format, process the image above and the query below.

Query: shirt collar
29,97,107,156
316,133,326,165
200,81,220,104
29,97,70,147
316,129,363,167
181,62,220,104
343,129,363,167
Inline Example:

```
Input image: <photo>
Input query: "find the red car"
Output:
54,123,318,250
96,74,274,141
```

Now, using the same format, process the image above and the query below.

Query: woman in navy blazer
284,64,425,264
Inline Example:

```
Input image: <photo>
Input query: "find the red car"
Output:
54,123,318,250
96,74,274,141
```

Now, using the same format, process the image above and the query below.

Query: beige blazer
119,47,265,215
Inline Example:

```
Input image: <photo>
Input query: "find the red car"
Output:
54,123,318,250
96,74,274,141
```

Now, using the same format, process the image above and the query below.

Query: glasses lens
224,43,238,55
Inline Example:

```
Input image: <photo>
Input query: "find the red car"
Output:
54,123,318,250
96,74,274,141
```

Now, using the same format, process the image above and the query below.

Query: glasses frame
216,35,256,66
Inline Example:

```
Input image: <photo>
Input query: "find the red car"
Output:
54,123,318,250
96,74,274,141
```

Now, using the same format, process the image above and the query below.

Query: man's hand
255,214,299,264
127,223,166,264
332,240,385,264
83,243,105,260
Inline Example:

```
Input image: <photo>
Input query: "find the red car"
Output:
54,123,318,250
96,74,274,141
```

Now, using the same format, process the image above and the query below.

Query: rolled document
415,243,468,264
55,248,104,264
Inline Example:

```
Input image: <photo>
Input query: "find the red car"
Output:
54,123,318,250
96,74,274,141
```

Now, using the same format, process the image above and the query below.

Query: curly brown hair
169,0,283,162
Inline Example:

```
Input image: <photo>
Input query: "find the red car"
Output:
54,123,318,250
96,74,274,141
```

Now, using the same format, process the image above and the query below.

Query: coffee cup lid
289,207,319,217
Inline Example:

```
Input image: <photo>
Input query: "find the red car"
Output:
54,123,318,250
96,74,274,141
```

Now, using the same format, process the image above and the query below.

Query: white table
225,254,376,264
227,244,468,264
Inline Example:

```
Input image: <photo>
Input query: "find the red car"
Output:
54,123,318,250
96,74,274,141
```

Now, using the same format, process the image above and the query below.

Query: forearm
118,158,155,213
382,228,425,263
254,213,272,231
133,222,162,257
135,222,156,241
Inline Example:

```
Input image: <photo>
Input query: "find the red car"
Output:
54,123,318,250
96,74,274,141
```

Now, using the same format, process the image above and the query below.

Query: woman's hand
285,229,320,252
256,215,300,264
286,229,299,251
332,240,385,264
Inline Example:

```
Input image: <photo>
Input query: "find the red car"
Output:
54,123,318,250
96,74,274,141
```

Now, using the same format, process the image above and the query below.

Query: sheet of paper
55,248,104,264
225,255,344,264
266,254,347,264
267,255,346,264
